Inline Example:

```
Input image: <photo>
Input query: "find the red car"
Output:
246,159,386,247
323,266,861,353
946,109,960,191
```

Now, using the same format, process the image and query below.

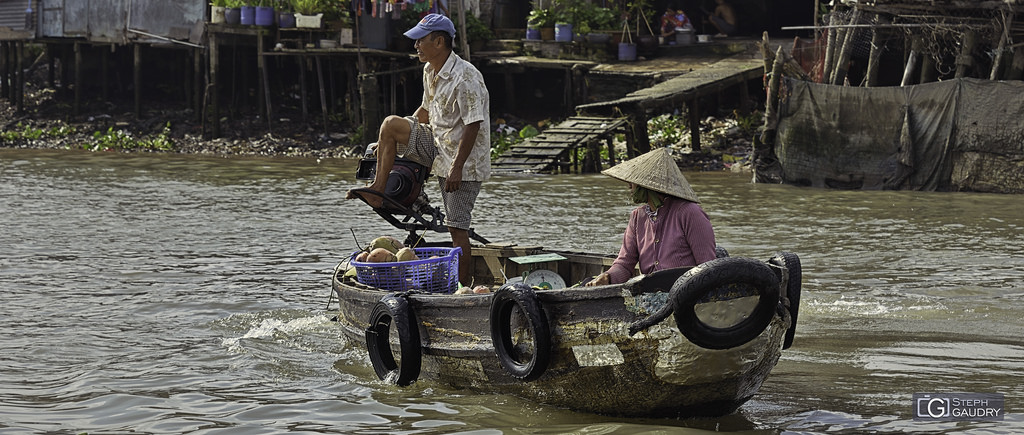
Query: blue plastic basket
350,247,461,293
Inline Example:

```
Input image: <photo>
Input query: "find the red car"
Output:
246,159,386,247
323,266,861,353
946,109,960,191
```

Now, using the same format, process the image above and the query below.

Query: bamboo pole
761,46,785,147
822,14,836,83
832,9,860,85
901,38,920,86
990,10,1012,80
865,27,882,86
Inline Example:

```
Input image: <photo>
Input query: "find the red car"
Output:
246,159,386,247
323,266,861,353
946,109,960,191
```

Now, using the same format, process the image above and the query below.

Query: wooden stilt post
257,30,268,128
193,47,203,116
16,41,24,112
299,55,308,119
47,43,55,88
74,42,82,116
955,31,976,79
631,109,650,156
316,56,328,136
1,42,9,100
919,50,936,84
259,35,272,132
209,32,220,138
134,44,142,118
1007,46,1024,81
102,46,109,102
360,75,381,145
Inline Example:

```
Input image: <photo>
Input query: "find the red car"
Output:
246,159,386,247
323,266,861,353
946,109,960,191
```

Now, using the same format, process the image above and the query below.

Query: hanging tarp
771,77,1024,193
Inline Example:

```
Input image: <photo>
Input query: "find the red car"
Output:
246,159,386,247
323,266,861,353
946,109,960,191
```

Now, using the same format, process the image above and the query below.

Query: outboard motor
355,144,429,209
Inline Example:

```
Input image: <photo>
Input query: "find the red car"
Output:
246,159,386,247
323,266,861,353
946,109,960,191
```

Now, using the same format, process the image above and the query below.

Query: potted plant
552,0,573,42
253,0,275,27
527,2,555,41
224,0,244,24
211,0,227,24
240,1,256,25
276,0,295,28
292,0,322,28
465,14,494,53
580,2,616,43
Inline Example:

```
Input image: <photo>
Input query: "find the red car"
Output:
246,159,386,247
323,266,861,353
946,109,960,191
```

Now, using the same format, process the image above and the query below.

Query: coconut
395,247,419,262
472,285,491,294
454,286,473,295
369,236,404,253
354,251,369,262
367,247,397,263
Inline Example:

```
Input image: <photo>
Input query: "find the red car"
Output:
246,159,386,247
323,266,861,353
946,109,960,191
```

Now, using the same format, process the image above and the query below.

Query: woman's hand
585,272,610,287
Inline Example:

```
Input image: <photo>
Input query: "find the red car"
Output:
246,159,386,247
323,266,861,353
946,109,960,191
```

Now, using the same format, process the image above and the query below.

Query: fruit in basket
369,236,404,253
395,247,419,262
354,251,369,262
367,247,398,263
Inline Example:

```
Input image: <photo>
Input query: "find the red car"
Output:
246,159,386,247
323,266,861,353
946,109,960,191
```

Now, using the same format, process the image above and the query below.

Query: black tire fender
489,282,551,381
364,294,421,386
672,257,781,350
769,252,802,350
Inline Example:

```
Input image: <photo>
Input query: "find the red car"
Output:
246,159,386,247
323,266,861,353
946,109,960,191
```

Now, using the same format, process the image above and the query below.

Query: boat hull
331,247,792,417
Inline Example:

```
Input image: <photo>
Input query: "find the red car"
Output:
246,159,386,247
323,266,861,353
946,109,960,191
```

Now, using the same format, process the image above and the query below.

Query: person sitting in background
585,148,717,287
706,0,737,37
659,4,694,44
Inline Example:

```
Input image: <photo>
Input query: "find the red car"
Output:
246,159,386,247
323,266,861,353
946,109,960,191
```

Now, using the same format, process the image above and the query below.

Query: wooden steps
492,116,629,174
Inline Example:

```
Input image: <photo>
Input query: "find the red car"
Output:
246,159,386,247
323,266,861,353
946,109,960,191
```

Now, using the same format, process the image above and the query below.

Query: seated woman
659,4,694,44
586,148,717,287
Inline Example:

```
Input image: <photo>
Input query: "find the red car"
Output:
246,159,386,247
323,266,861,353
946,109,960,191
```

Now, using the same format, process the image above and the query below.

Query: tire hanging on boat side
489,282,551,381
672,257,781,350
769,252,802,350
365,294,421,386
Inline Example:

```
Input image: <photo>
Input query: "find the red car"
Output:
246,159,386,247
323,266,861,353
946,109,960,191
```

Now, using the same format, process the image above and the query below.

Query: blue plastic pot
254,6,274,26
554,23,573,42
224,7,241,25
240,5,255,25
618,42,637,61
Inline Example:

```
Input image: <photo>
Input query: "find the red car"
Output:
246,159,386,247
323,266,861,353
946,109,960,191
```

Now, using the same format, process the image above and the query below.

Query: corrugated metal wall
0,0,35,31
12,0,206,43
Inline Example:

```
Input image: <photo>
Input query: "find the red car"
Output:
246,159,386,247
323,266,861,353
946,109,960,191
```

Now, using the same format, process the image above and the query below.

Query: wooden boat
337,170,800,417
332,241,801,418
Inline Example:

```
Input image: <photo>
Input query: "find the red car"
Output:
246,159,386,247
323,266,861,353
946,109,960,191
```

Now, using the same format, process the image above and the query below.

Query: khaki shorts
401,116,482,231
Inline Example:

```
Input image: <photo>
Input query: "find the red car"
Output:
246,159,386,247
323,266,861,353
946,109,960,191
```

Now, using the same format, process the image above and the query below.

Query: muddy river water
2,149,1022,433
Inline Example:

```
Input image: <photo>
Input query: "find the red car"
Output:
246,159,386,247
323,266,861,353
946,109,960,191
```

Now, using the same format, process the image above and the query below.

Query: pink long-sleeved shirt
605,197,717,284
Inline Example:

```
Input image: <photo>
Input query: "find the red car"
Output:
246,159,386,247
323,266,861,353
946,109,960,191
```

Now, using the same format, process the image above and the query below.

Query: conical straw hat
601,148,700,203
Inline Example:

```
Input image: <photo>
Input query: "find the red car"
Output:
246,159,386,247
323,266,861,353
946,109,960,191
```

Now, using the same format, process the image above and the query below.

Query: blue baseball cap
404,13,457,40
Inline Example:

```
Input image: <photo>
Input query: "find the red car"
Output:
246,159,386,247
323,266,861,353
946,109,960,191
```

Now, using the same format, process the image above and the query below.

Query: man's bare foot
347,188,385,208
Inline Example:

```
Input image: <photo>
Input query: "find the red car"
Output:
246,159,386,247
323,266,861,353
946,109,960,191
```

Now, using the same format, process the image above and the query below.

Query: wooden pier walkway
577,54,764,154
492,53,765,173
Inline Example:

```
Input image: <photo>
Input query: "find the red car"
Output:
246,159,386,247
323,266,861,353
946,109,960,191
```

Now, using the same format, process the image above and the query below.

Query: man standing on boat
347,13,491,285
586,148,717,286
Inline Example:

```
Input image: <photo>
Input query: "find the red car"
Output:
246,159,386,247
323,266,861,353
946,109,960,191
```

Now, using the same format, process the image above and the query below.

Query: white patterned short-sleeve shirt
421,53,491,182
